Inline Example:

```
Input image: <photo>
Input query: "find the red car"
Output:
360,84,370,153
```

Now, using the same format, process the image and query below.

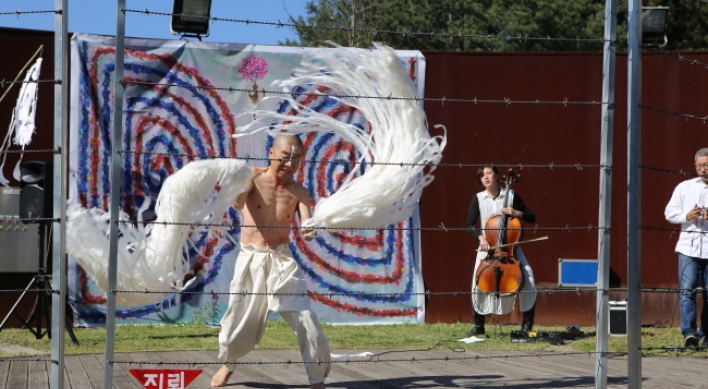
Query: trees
283,0,708,51
281,0,379,48
662,0,708,50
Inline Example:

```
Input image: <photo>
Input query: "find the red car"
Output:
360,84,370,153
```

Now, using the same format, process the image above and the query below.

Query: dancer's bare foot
210,366,233,387
310,382,326,389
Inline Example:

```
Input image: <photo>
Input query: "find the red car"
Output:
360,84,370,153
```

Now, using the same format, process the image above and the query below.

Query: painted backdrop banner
68,34,427,326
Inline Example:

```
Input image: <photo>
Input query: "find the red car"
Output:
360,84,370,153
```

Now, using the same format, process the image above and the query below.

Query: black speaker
19,161,53,220
609,301,627,336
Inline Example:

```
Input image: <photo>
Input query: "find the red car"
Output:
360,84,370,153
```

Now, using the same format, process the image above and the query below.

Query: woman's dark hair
476,165,498,186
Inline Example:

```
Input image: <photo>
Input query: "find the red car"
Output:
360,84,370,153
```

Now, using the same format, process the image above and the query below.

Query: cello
474,169,525,297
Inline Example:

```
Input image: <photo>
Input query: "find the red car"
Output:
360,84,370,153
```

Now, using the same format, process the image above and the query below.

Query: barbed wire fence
111,5,621,389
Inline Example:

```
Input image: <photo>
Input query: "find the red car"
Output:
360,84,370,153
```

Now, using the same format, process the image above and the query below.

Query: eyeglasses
696,163,708,170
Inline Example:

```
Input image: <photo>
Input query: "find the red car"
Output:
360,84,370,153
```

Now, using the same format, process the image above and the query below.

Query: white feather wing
67,159,252,307
237,44,446,230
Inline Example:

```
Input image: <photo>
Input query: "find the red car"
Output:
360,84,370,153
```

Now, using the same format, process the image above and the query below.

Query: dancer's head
269,134,304,180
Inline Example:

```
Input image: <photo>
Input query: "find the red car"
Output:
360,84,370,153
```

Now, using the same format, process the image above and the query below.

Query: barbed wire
639,165,696,177
0,10,60,16
642,46,708,69
111,350,613,367
0,286,696,297
634,286,708,293
0,287,696,296
5,217,61,224
109,286,708,297
124,219,607,233
0,286,702,296
122,9,609,44
120,150,607,171
122,80,610,107
0,357,54,363
0,288,58,294
640,105,708,123
0,79,61,86
640,345,708,353
112,288,603,297
671,54,708,69
0,148,60,154
640,225,708,235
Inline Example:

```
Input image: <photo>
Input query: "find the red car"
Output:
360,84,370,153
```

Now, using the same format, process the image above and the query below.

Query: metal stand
0,222,78,345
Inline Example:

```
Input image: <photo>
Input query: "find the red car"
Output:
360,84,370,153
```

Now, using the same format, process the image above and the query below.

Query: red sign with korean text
129,369,202,389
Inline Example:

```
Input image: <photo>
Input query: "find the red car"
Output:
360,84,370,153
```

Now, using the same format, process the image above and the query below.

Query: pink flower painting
238,55,269,103
239,55,268,81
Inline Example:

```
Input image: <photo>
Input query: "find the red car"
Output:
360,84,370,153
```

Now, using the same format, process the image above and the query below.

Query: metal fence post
626,0,643,387
104,1,126,388
595,1,616,388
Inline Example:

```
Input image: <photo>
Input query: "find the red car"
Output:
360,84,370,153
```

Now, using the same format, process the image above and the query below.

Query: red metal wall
421,49,708,327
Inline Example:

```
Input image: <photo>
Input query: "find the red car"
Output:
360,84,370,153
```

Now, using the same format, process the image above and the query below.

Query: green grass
0,321,702,358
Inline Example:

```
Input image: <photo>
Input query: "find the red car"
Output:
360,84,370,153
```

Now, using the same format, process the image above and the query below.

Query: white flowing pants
218,243,331,385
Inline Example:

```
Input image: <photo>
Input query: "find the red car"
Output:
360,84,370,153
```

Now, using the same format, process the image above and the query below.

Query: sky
0,0,309,45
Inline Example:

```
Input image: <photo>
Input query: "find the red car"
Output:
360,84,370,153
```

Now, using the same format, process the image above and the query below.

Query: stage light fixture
641,6,669,47
171,0,212,39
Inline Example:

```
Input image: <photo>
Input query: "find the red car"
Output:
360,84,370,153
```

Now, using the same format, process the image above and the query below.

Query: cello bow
476,235,550,252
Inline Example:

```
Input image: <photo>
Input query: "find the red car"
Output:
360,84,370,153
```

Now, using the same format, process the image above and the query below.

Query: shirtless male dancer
211,135,330,388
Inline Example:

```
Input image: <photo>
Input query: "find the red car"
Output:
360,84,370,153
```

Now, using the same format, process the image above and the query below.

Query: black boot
522,304,536,333
467,311,486,336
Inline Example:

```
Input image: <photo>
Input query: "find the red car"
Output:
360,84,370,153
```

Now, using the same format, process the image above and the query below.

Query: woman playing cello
465,166,537,336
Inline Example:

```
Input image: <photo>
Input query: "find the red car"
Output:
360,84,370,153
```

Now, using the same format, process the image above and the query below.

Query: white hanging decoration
66,159,253,307
236,43,446,232
0,57,42,187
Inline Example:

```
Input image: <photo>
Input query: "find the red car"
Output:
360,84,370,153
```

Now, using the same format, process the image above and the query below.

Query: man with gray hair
665,147,708,348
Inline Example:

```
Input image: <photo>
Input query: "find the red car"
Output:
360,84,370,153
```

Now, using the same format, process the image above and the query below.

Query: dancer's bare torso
236,167,312,248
